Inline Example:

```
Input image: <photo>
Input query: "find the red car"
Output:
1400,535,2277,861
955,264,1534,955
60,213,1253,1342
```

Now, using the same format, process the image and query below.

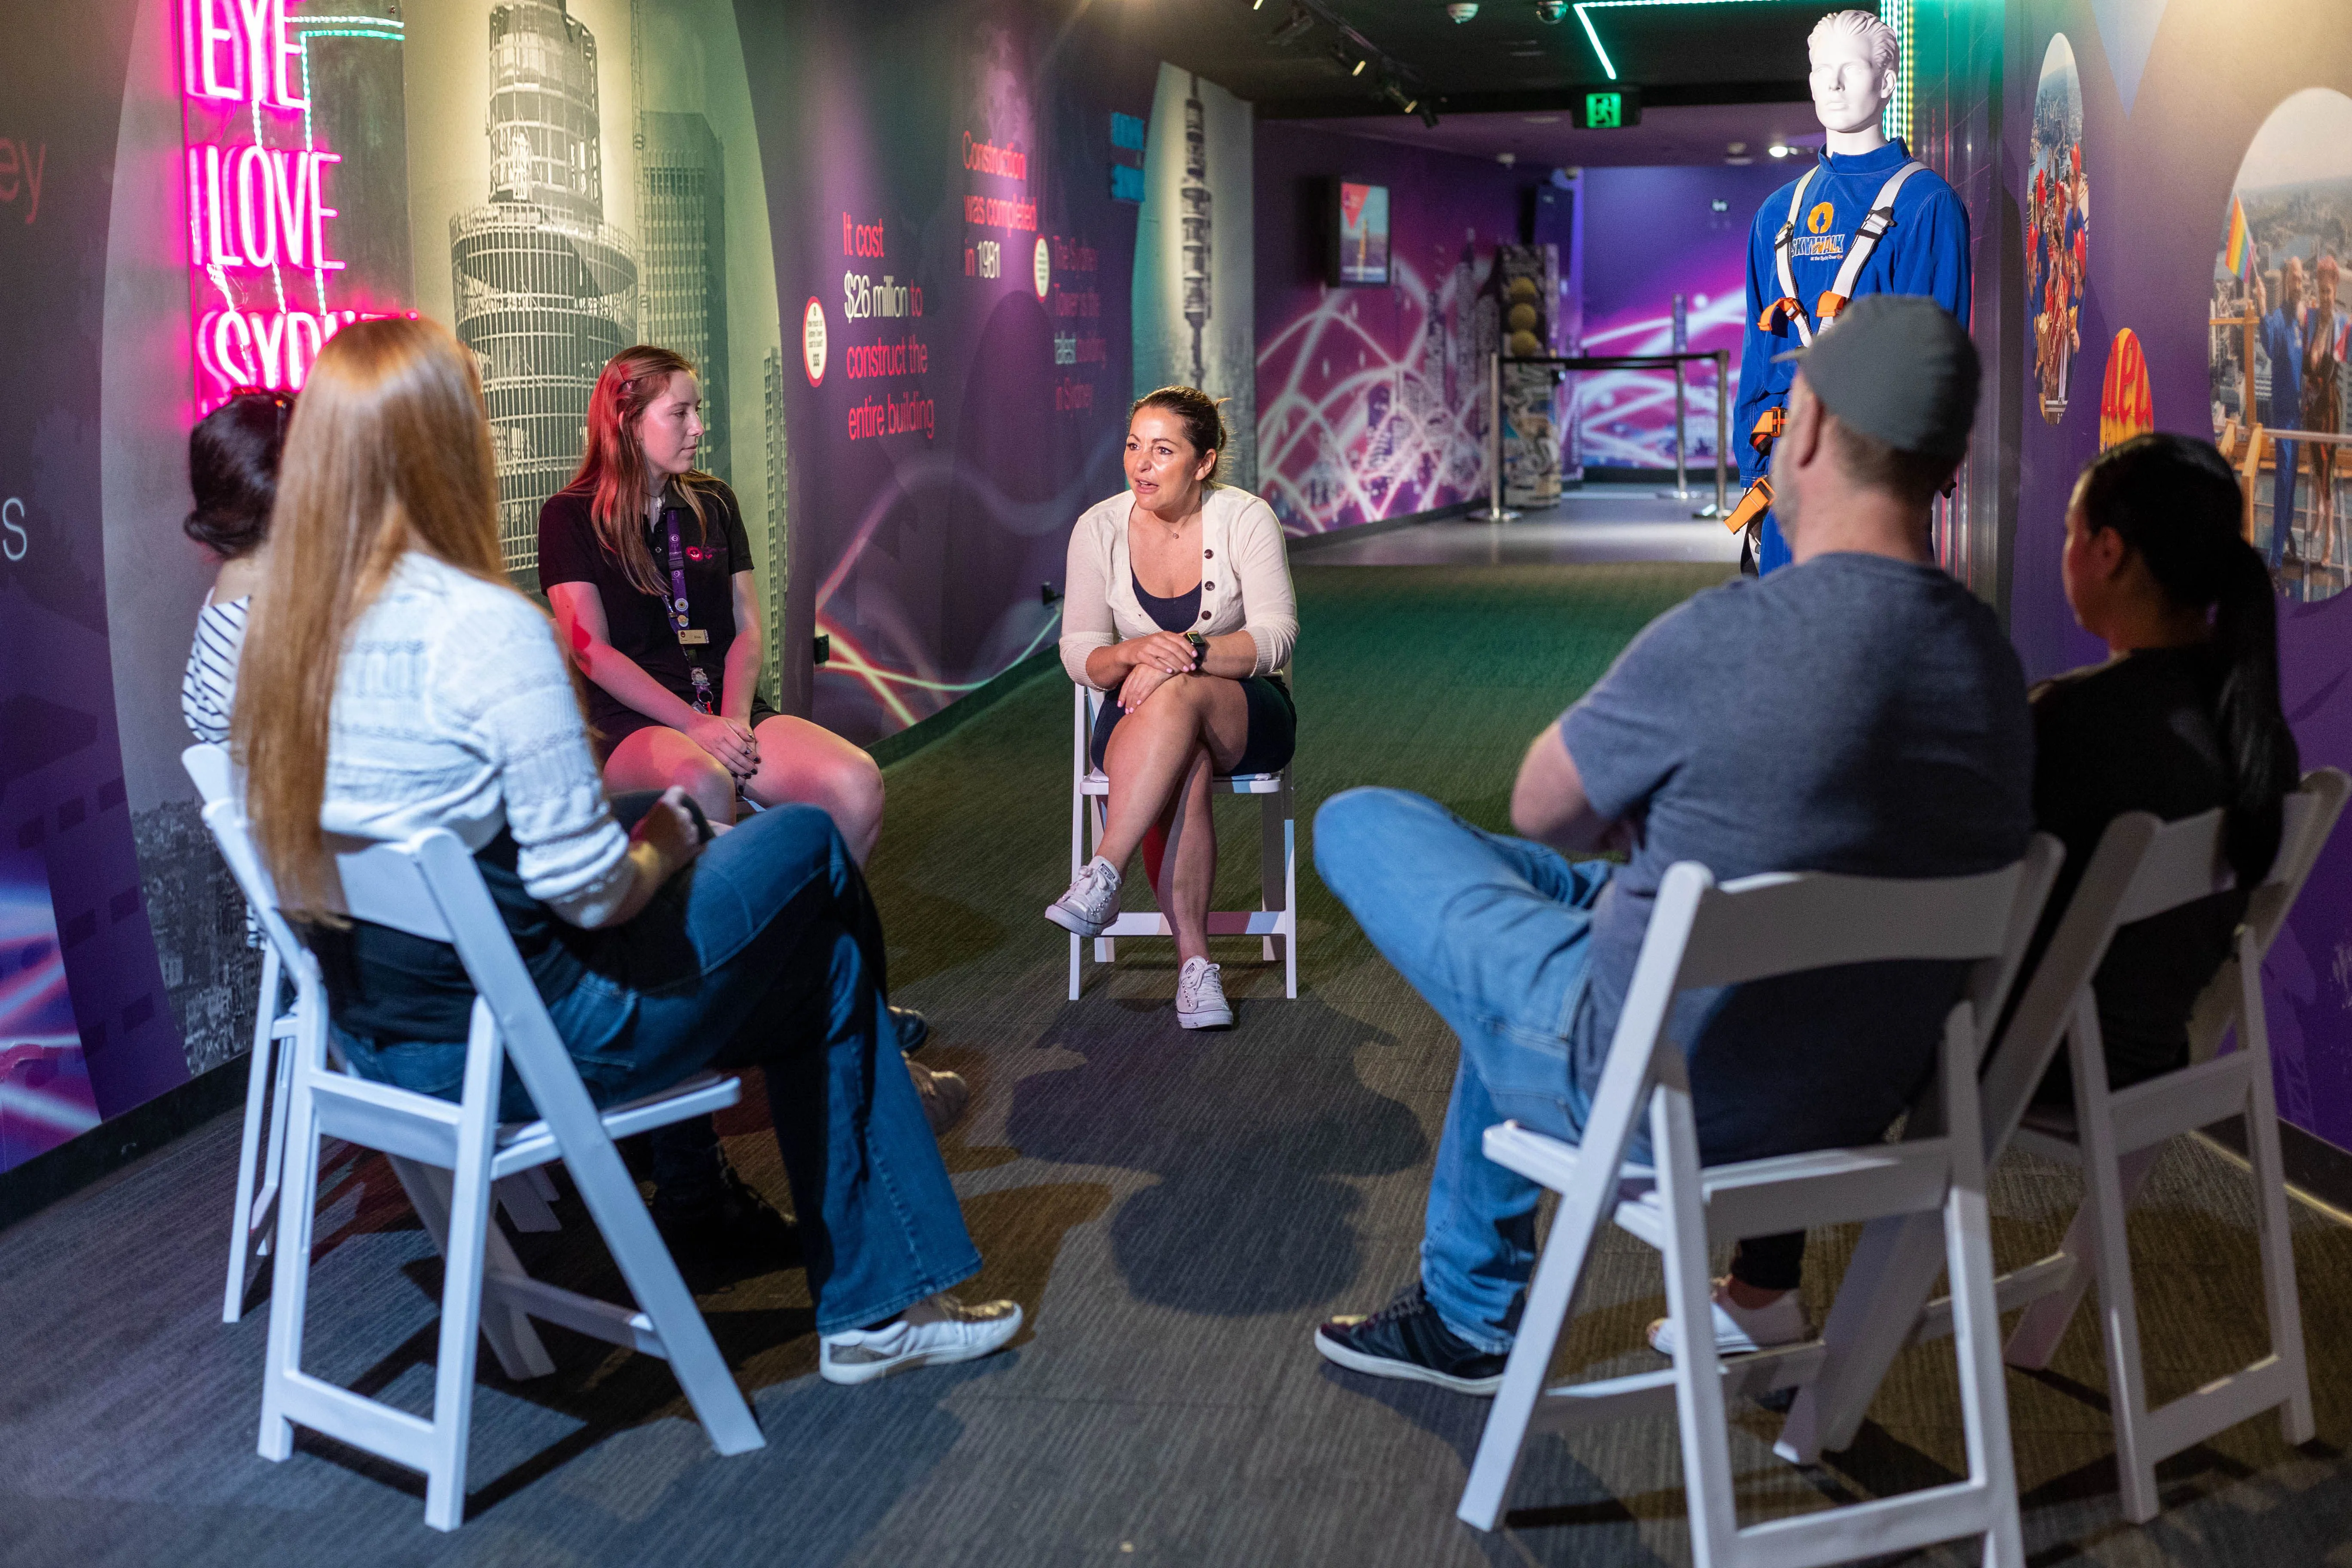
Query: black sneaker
653,1160,801,1288
891,1005,930,1055
1314,1281,1507,1394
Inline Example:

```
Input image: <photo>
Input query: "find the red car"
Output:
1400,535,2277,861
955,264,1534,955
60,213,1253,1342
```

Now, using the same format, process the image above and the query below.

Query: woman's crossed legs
606,714,885,861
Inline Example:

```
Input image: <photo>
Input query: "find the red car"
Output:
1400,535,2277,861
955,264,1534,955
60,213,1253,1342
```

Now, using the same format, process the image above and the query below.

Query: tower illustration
450,0,638,587
1179,76,1212,387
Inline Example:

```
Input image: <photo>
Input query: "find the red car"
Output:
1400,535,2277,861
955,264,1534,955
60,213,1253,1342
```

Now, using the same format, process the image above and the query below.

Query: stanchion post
1658,354,1697,501
1705,350,1729,518
1476,350,1519,522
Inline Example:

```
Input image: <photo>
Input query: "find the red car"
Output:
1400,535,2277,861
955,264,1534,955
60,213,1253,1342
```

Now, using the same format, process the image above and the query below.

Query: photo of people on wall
2028,34,2086,426
2208,88,2352,602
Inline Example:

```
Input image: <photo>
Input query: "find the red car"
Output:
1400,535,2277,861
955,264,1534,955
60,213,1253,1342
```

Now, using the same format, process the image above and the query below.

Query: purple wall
1577,162,1800,468
1253,124,1531,533
2004,0,2352,1153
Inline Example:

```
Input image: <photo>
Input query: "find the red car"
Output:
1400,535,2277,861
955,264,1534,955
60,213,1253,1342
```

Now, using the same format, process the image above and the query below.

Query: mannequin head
1808,10,1898,152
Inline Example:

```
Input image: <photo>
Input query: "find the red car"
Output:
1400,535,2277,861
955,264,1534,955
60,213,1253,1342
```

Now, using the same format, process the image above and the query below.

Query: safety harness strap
1769,166,1821,346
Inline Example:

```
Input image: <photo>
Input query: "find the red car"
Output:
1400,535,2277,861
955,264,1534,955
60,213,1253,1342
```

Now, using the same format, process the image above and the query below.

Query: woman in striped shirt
180,391,292,744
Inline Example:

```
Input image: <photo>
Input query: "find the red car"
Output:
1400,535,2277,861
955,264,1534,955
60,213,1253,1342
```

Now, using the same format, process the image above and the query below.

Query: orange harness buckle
1724,476,1773,534
1758,296,1807,333
1749,406,1787,456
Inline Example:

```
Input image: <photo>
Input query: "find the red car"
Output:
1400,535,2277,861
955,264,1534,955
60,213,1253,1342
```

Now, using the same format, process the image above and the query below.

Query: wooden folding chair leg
1654,1084,1742,1568
555,1130,764,1455
258,1028,324,1465
2003,1146,2159,1371
1457,1141,1617,1528
1776,1207,1947,1464
392,1158,555,1383
2241,951,2316,1446
226,946,285,1323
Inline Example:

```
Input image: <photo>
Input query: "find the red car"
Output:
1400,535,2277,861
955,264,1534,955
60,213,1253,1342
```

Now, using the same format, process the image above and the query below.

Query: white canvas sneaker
1646,1278,1810,1357
1044,856,1122,938
819,1293,1024,1385
1176,956,1234,1029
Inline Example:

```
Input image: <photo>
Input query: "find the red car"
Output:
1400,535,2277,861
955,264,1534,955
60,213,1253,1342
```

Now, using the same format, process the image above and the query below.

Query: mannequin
1729,10,1972,575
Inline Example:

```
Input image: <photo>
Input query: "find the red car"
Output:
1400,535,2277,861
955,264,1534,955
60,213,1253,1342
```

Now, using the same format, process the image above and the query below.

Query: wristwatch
1185,631,1208,670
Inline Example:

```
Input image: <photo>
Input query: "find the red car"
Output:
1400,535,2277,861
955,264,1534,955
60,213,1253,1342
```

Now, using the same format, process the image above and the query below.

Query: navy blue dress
1088,571,1296,776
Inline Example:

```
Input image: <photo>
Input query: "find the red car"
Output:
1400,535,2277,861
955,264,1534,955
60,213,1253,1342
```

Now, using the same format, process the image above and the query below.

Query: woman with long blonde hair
233,318,1020,1381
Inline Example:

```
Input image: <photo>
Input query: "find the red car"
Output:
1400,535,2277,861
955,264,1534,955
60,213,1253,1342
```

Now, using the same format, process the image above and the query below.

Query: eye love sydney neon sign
178,0,405,402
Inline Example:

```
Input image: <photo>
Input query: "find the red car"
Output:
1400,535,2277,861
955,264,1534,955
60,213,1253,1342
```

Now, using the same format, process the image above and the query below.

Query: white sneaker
1646,1278,1810,1357
1176,956,1234,1029
907,1058,969,1136
1045,856,1122,938
819,1293,1023,1385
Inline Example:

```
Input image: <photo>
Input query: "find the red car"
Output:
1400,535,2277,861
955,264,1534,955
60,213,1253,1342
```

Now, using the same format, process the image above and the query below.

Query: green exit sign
1577,89,1641,128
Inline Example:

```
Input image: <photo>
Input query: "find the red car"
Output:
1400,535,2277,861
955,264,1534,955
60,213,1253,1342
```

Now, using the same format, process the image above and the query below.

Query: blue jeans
1314,787,1612,1354
336,805,981,1334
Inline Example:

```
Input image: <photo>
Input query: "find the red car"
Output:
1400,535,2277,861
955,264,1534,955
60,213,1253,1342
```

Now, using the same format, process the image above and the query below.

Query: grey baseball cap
1771,294,1980,460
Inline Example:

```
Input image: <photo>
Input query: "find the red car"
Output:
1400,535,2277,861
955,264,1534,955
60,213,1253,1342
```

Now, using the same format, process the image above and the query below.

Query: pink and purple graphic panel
1254,126,1530,534
1573,163,1799,469
0,846,98,1173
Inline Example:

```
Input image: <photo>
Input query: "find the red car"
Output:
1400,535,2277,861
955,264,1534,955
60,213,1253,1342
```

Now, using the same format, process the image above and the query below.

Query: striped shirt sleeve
181,595,250,744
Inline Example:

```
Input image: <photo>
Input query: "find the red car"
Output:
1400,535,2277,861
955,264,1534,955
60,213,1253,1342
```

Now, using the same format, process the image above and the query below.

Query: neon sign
176,0,408,406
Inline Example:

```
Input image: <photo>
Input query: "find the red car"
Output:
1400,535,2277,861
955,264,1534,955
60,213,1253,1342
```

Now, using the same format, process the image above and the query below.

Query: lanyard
660,504,717,715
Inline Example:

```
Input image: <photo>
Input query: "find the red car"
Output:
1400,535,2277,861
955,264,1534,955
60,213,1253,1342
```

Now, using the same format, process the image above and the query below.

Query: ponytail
2076,433,2300,886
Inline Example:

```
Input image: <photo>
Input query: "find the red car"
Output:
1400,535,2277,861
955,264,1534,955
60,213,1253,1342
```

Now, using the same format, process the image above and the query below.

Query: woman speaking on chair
1047,387,1299,1028
540,346,884,858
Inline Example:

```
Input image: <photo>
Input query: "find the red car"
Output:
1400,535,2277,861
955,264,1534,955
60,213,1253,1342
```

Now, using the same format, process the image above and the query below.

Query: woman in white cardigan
1047,388,1300,1028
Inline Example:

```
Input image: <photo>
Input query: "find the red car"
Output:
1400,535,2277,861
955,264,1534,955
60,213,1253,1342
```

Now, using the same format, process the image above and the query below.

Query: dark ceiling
1299,103,1826,170
1106,0,1840,121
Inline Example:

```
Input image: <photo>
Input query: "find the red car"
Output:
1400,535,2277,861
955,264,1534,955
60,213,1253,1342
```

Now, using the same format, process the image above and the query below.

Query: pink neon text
179,0,308,110
185,144,343,272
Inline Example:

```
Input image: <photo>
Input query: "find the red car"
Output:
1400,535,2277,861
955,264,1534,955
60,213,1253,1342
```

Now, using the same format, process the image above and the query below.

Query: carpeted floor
6,560,2352,1568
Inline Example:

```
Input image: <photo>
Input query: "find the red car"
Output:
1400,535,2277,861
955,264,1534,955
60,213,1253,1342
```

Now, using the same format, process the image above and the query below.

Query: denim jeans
1314,787,1613,1354
336,804,981,1334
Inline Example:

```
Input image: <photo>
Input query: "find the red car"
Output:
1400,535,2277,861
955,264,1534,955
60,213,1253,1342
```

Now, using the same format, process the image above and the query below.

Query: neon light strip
1571,1,1881,93
1574,8,1617,81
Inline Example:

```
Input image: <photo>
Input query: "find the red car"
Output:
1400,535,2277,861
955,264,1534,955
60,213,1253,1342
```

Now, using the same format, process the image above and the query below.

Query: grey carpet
5,562,2350,1566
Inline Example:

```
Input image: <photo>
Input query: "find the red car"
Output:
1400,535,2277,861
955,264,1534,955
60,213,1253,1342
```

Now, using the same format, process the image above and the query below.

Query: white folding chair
190,760,763,1530
1780,771,2346,1526
1999,774,2344,1518
1068,681,1297,1000
1458,842,2062,1568
183,747,557,1326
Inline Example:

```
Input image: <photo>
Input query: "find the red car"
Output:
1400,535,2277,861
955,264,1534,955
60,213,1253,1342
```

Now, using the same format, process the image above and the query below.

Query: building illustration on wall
451,0,639,588
1180,77,1211,386
640,111,729,483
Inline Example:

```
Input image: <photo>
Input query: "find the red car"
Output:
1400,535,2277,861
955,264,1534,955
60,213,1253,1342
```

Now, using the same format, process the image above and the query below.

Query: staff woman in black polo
540,345,885,856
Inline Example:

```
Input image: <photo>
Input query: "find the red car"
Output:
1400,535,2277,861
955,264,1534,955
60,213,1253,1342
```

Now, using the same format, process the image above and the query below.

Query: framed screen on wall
1333,180,1391,286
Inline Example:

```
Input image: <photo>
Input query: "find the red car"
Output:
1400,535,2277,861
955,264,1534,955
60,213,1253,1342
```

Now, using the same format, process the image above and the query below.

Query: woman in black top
540,346,885,858
2031,431,2301,1101
1687,435,2302,1353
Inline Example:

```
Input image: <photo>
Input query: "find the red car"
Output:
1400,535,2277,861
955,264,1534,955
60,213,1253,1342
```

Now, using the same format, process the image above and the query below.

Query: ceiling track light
1268,3,1315,43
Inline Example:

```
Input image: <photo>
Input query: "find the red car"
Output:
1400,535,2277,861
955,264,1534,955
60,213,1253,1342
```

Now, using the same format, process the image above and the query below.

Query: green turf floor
862,560,1731,995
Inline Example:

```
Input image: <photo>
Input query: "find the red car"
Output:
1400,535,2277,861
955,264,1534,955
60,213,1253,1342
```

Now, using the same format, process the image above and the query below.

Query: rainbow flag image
2224,195,2253,281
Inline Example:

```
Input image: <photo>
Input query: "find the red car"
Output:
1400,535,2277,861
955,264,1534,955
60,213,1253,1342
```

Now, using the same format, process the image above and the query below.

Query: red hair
560,345,714,597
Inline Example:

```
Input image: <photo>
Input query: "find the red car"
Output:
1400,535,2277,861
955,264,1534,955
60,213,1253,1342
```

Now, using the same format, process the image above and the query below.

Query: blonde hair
231,316,511,918
1809,9,1899,80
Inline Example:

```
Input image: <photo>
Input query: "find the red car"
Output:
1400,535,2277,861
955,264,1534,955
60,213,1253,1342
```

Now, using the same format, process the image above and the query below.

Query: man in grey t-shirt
1312,298,2032,1393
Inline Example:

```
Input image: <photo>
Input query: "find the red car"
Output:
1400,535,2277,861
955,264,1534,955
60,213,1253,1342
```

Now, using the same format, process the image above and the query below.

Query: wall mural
0,0,1209,1166
1251,126,1531,536
2208,88,2352,604
2008,0,2352,1163
1132,64,1256,491
1256,250,1491,534
1571,163,1793,474
2029,33,2086,424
